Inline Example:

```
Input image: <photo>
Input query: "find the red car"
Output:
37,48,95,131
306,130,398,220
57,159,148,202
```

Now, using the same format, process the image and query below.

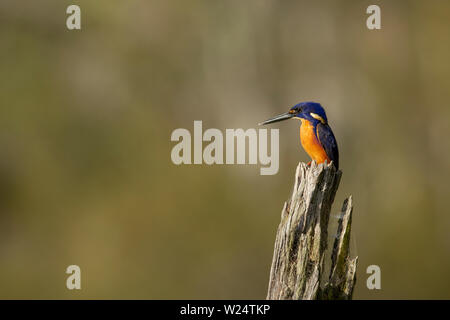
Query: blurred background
0,0,449,299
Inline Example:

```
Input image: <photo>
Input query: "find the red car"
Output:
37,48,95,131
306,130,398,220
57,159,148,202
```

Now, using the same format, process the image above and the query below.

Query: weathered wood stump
267,162,357,300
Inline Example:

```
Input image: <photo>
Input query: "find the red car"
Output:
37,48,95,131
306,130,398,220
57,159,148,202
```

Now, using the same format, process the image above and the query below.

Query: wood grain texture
266,161,357,300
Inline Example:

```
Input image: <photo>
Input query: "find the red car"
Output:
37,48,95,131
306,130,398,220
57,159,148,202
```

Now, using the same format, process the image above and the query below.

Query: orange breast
299,119,330,164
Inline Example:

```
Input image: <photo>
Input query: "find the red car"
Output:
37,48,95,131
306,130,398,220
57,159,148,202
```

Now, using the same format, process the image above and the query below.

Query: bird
259,102,339,170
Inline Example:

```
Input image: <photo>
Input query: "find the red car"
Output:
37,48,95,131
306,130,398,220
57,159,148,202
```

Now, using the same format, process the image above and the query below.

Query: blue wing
316,123,339,170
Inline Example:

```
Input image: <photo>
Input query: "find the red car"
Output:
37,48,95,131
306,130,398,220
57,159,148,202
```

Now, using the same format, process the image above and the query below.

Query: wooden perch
267,162,357,300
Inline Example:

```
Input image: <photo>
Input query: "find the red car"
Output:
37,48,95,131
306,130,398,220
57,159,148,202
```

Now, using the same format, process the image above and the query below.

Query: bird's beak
259,112,294,125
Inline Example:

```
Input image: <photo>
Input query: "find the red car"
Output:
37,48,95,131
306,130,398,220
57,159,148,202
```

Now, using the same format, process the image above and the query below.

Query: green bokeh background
0,1,449,299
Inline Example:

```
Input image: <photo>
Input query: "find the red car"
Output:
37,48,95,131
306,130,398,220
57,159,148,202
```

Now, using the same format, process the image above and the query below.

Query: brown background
0,1,449,299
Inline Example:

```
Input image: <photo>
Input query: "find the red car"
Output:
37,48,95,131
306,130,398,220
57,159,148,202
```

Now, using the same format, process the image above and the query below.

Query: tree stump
267,162,357,300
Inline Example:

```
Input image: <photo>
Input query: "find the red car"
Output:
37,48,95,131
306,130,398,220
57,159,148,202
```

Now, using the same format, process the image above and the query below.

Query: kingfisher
259,102,339,170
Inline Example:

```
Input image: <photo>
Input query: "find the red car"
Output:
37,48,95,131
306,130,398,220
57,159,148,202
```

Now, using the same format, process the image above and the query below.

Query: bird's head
259,102,328,126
